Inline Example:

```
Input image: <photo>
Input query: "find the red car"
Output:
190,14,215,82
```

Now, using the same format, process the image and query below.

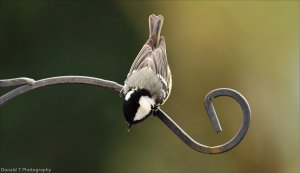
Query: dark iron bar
0,76,251,154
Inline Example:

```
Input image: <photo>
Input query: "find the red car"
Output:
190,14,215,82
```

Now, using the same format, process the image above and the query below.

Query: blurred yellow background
1,1,299,173
117,1,299,172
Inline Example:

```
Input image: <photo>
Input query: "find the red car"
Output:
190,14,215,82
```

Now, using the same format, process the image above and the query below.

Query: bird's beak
127,124,132,132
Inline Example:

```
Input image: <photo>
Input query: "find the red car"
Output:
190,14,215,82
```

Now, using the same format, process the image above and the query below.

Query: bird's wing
127,37,171,92
126,14,172,100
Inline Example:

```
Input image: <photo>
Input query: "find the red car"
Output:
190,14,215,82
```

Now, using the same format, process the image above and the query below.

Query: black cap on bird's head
123,88,156,131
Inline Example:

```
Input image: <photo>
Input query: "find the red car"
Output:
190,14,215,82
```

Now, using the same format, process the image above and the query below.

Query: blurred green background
0,1,299,173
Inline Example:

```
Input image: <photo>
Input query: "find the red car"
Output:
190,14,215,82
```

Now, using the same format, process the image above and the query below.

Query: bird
121,14,172,131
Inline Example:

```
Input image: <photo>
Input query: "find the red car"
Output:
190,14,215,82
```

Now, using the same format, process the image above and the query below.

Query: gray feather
124,14,172,104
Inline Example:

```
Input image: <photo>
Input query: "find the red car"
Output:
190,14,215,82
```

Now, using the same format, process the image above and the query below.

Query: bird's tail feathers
148,14,164,48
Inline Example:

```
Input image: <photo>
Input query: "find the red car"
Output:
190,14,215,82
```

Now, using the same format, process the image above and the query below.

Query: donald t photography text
0,168,51,173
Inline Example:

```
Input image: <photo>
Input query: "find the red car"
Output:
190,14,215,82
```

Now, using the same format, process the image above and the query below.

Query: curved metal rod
155,88,251,154
0,76,123,106
0,76,251,154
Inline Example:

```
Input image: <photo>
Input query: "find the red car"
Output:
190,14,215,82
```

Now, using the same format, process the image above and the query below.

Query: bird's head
123,88,156,131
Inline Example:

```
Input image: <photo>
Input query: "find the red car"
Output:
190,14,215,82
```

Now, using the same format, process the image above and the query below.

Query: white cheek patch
125,90,135,101
134,96,155,121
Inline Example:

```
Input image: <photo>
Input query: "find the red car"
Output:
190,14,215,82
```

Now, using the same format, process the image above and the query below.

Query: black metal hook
156,88,251,154
0,76,251,154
